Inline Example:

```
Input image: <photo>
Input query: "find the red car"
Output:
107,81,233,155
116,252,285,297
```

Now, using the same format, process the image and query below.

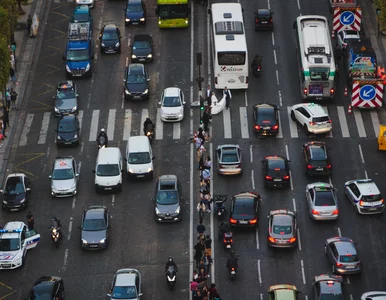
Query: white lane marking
322,106,333,138
267,0,270,9
301,260,306,284
350,294,353,300
107,109,116,140
285,144,290,160
354,110,366,137
271,32,275,46
19,114,34,146
72,198,76,209
256,228,259,250
78,161,82,174
260,294,264,300
251,170,255,190
240,107,249,139
273,50,277,65
250,145,253,163
297,0,301,10
358,144,365,164
77,110,84,134
156,108,163,140
125,56,129,67
289,171,294,191
62,249,69,271
276,70,280,85
337,106,350,138
173,123,181,139
364,170,368,179
371,110,380,137
123,109,132,141
287,107,298,138
278,90,283,107
245,91,248,107
305,296,308,300
38,112,51,144
297,228,302,251
223,108,232,138
80,142,84,153
329,176,332,185
67,217,73,241
337,227,342,237
293,198,297,212
140,109,149,136
121,94,124,109
277,112,283,138
89,110,99,141
112,194,115,207
347,277,351,284
257,260,262,284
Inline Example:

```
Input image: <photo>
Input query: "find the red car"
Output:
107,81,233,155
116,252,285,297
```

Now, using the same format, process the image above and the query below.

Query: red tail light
307,165,313,169
309,121,316,125
255,125,261,130
327,119,332,123
255,19,258,23
265,176,272,180
326,164,332,169
268,237,276,243
336,263,343,267
283,175,290,180
303,88,308,95
249,219,257,224
332,209,339,215
289,237,297,243
270,18,273,23
312,209,320,215
229,218,237,224
330,88,335,95
272,125,278,130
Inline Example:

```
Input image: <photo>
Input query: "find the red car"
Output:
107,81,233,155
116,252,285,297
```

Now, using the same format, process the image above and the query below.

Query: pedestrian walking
194,240,205,268
0,117,4,140
9,67,17,83
193,270,199,281
202,108,211,133
190,280,199,297
209,284,219,300
10,89,17,110
2,107,9,138
203,251,213,274
197,220,206,236
203,156,212,170
197,144,206,170
27,14,32,36
27,211,34,230
204,234,212,256
223,86,232,109
200,190,211,212
5,89,11,109
205,85,212,107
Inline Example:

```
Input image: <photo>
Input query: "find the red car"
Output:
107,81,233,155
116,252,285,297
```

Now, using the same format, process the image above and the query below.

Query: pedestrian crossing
18,105,382,147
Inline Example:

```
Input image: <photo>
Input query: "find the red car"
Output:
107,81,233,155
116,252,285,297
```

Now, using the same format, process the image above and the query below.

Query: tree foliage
374,0,386,32
0,37,10,89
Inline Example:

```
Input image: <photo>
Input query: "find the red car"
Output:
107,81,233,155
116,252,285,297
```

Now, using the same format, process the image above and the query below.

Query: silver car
49,157,79,197
107,269,143,300
361,292,386,300
216,144,242,175
306,182,339,220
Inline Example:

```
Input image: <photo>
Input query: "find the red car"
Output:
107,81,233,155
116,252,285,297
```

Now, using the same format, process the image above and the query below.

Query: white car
0,222,40,270
290,103,332,134
337,30,361,51
49,157,79,197
344,179,385,215
159,87,186,122
361,292,386,300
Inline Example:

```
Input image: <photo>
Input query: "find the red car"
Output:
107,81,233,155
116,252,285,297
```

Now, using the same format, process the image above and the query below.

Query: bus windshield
217,52,246,65
158,4,188,19
309,67,330,80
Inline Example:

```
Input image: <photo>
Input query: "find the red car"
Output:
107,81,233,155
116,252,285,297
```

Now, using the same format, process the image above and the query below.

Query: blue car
125,0,146,26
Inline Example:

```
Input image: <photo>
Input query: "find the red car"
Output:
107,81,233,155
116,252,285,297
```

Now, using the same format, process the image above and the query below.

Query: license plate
132,22,138,25
261,21,267,24
105,187,112,190
263,126,270,130
164,216,172,219
346,265,355,269
239,220,248,224
10,208,18,211
316,168,323,171
231,271,236,274
137,175,145,178
277,240,287,244
2,264,11,267
226,244,231,249
139,58,145,61
89,245,98,248
368,207,378,211
65,142,72,144
273,179,282,182
134,96,141,100
72,73,82,77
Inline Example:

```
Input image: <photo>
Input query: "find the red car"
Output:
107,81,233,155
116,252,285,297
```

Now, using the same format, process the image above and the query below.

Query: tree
0,36,10,89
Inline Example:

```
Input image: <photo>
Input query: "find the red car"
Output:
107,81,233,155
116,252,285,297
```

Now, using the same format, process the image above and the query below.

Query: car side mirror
119,36,122,39
183,101,186,105
123,79,126,83
130,45,133,48
107,294,112,297
152,157,155,160
147,78,150,82
48,175,52,179
75,173,79,177
92,170,96,173
26,188,31,192
138,294,143,297
76,94,79,97
121,169,123,173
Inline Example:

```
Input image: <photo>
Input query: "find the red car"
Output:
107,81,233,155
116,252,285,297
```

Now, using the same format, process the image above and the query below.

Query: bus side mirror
293,21,296,29
207,8,211,15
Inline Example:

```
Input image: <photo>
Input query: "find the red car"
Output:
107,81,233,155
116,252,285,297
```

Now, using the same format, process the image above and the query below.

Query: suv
291,103,332,135
337,30,360,51
80,206,109,250
254,9,273,31
123,64,150,101
153,175,183,222
53,81,79,117
313,274,344,300
344,179,385,214
49,157,79,197
1,173,31,211
302,141,331,176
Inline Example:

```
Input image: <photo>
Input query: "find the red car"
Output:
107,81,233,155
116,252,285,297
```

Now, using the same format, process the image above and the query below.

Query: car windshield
163,96,181,107
362,194,382,202
52,168,74,180
0,238,20,251
127,4,142,12
5,178,24,194
73,14,89,23
157,190,179,205
57,89,75,99
315,190,336,206
340,255,359,262
102,30,118,40
158,4,189,19
58,121,77,133
310,147,327,160
133,41,150,49
128,152,151,164
127,74,146,84
66,49,89,61
256,107,275,124
112,286,137,299
83,218,106,231
273,225,292,235
233,199,254,215
320,295,344,300
258,10,270,16
96,164,120,176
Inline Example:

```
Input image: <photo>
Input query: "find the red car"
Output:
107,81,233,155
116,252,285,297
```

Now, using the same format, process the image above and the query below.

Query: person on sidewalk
202,108,211,133
2,107,9,138
0,117,3,140
197,220,206,236
5,89,11,109
223,86,232,109
10,88,17,110
9,67,17,83
27,211,35,230
0,117,5,138
197,144,206,170
27,15,32,36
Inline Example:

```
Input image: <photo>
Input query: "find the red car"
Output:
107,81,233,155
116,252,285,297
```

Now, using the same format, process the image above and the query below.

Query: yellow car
268,284,299,300
377,125,386,151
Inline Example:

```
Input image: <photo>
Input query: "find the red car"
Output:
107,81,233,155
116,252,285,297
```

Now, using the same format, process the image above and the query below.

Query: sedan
153,175,183,222
123,64,150,101
159,87,186,122
1,173,31,211
306,182,339,220
49,157,79,197
216,144,242,175
261,156,290,188
268,285,298,300
252,103,279,137
131,34,153,63
53,81,79,117
99,24,121,54
313,274,344,300
107,269,143,300
325,237,362,275
56,115,80,146
80,206,109,250
25,276,65,300
229,192,261,227
254,8,274,31
267,209,297,248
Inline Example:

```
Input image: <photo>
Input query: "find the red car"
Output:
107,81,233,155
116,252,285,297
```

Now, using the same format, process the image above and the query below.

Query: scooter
166,266,177,290
252,65,262,77
50,227,61,248
213,195,227,221
222,232,233,249
229,266,237,280
97,136,107,149
146,129,155,142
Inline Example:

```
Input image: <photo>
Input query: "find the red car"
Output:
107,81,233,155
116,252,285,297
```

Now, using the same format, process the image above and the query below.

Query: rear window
233,199,254,214
339,255,359,262
312,116,330,123
362,194,382,202
310,147,327,160
267,159,285,170
314,190,336,206
258,10,270,16
273,225,292,235
256,107,275,124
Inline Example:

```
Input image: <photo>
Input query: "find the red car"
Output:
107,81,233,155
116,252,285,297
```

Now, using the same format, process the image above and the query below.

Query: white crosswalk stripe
123,109,132,141
19,114,34,146
107,109,116,140
173,123,181,140
370,110,380,137
89,110,99,142
239,107,249,139
38,112,51,144
223,108,232,139
337,106,350,138
156,108,163,140
287,107,299,138
354,110,366,138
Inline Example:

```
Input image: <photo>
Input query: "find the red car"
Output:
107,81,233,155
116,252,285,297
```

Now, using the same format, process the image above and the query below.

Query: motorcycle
222,232,233,249
50,227,61,248
165,266,177,290
97,135,107,149
252,57,263,77
229,265,238,280
213,195,227,220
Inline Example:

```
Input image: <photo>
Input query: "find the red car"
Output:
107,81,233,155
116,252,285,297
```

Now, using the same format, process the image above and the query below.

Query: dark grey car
53,81,79,117
153,175,183,222
313,274,344,300
80,206,109,250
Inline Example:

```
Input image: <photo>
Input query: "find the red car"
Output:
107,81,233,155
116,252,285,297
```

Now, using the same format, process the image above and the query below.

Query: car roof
54,157,74,169
294,103,327,116
334,240,357,255
116,273,136,286
57,81,74,89
128,64,145,74
133,34,152,41
128,0,142,4
74,5,89,13
274,289,297,300
164,87,180,97
1,222,24,239
272,214,293,225
265,155,285,161
159,175,177,186
354,179,380,195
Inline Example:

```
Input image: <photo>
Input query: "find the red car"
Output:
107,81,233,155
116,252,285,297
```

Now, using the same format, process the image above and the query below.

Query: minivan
126,136,154,179
94,147,123,192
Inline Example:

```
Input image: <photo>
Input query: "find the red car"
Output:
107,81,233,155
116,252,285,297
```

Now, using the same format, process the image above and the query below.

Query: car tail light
307,165,313,169
272,125,278,130
255,19,259,23
309,121,316,125
312,209,320,215
336,263,343,267
289,237,297,243
359,200,364,206
215,77,218,85
283,175,290,180
303,88,308,95
332,209,339,215
229,218,237,224
255,125,261,130
270,18,273,23
249,219,257,224
265,176,272,180
327,119,332,123
326,164,332,169
330,88,335,95
268,237,276,243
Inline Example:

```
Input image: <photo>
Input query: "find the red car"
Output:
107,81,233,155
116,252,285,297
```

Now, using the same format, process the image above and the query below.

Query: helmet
230,251,235,257
146,117,150,121
101,128,105,132
168,256,173,262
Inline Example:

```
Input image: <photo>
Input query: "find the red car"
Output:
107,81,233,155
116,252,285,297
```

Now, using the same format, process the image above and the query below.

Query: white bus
294,15,336,100
210,2,248,89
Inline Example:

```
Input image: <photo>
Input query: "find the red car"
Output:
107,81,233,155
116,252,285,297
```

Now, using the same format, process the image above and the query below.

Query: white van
94,147,123,192
126,136,154,179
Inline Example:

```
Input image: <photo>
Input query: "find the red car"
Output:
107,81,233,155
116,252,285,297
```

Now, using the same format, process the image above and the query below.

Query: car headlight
132,54,137,59
82,239,88,244
155,207,161,215
71,106,77,112
175,206,180,214
115,42,120,47
2,200,7,204
100,238,106,244
85,63,90,72
101,43,105,47
54,107,60,113
66,65,71,72
148,167,153,173
74,134,78,139
143,89,148,94
125,89,131,95
125,18,130,22
20,199,25,203
185,20,188,24
57,135,62,140
147,54,152,58
140,18,145,22
128,168,134,173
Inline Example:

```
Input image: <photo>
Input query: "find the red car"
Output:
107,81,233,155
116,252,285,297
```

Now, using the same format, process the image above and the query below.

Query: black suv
254,9,273,31
123,64,150,101
252,103,279,137
26,276,65,300
99,24,121,54
56,115,80,146
261,156,290,188
302,141,331,176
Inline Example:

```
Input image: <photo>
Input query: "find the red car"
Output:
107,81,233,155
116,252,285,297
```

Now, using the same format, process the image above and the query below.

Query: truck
64,22,93,78
156,0,189,28
329,0,358,12
346,38,377,82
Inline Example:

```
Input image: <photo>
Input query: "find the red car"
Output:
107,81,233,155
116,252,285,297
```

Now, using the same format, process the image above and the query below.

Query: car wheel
290,111,296,121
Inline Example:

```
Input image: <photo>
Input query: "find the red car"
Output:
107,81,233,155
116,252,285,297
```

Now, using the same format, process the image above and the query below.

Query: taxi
49,157,79,197
0,222,40,269
377,124,386,151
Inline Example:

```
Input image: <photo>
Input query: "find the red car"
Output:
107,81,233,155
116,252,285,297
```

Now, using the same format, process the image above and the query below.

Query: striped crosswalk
18,106,383,147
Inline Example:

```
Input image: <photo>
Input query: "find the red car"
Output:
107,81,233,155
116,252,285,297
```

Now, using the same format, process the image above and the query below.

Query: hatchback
267,209,297,248
254,9,273,31
216,144,242,175
25,276,65,300
261,156,290,188
229,192,261,227
49,157,79,197
306,182,338,220
56,115,80,146
313,274,344,300
125,0,146,25
80,205,109,250
1,173,31,211
99,24,121,54
159,87,186,122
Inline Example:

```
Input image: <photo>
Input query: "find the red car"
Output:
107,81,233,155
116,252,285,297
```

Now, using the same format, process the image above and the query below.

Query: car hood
3,192,26,203
0,250,19,261
55,98,77,110
133,48,151,57
102,39,119,47
125,82,148,93
81,229,106,243
156,202,180,214
126,11,144,20
67,60,89,70
95,174,121,186
52,179,76,190
161,106,183,115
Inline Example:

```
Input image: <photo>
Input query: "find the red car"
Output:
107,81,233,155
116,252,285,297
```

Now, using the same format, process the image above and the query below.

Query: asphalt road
1,0,386,299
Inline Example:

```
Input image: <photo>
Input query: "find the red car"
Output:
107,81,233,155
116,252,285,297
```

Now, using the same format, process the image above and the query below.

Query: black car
254,9,273,31
229,192,261,227
1,173,31,211
125,0,146,26
25,276,65,300
123,64,150,100
53,81,79,117
302,141,331,176
80,205,109,250
56,115,80,146
262,156,290,188
131,34,153,63
99,24,121,54
253,103,279,137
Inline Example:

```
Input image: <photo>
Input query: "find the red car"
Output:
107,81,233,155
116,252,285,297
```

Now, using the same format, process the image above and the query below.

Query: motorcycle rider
226,251,238,272
218,221,230,241
165,256,178,273
49,217,62,240
143,118,155,136
251,54,262,70
96,128,108,147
